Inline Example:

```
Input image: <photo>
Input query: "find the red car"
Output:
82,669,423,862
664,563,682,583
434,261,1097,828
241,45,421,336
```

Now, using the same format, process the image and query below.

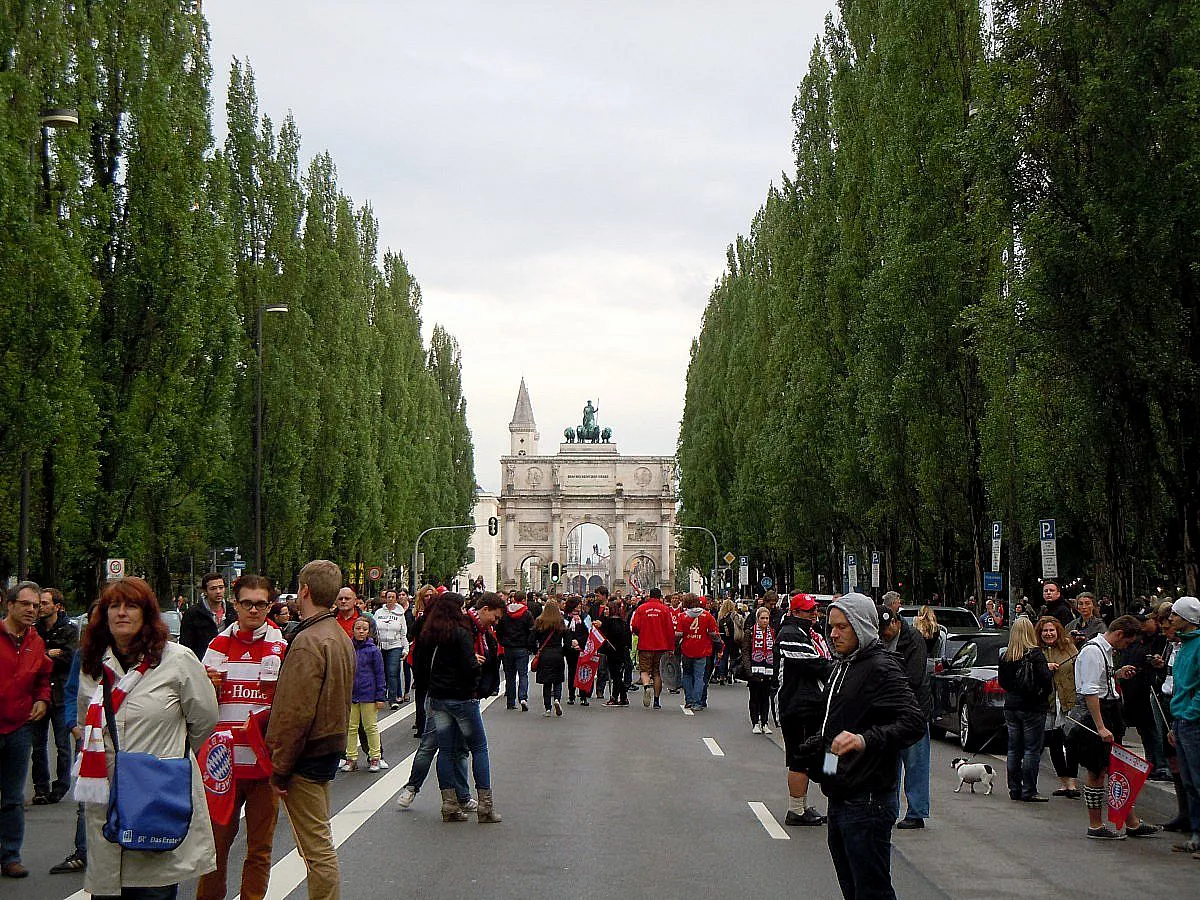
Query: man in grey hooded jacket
803,592,924,900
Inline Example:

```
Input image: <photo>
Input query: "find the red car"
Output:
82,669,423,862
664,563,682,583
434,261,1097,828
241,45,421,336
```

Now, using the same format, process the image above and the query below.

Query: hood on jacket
829,592,879,658
685,607,703,618
506,602,529,617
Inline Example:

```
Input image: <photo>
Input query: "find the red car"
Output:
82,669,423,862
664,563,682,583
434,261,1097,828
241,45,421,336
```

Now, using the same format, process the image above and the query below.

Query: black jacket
426,626,481,701
775,616,831,720
532,626,570,684
497,606,537,651
891,619,932,721
470,614,501,699
180,601,233,660
36,613,79,706
601,614,631,657
998,647,1054,713
806,642,925,802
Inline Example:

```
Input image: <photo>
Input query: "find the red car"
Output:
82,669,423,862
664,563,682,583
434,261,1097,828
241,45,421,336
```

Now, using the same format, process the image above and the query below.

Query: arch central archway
564,521,610,594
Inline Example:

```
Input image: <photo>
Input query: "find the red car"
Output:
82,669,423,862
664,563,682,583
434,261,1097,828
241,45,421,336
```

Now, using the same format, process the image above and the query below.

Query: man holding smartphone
803,592,924,900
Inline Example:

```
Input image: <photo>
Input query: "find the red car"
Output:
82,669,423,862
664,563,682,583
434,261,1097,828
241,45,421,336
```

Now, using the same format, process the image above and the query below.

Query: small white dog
950,758,995,794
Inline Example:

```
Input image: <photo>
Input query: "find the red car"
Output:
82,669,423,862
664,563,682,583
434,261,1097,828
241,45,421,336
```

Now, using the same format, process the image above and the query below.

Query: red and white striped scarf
750,624,776,663
73,659,152,804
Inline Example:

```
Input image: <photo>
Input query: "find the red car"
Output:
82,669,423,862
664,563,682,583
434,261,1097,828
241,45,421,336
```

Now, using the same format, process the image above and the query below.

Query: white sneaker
339,758,357,773
396,786,417,809
752,724,763,734
376,757,389,770
460,797,478,811
762,724,774,735
554,699,563,717
368,759,381,773
520,700,528,712
543,709,552,717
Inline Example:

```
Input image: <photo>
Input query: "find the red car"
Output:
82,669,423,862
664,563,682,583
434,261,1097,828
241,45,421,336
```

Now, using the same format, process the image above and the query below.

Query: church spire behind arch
510,377,536,429
508,378,538,456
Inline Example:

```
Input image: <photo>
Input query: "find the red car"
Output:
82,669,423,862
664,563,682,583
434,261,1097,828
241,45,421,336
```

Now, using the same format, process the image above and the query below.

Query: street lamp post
255,303,289,574
18,107,78,581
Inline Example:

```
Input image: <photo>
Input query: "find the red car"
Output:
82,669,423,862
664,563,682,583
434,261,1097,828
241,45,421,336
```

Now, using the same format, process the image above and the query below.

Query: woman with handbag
998,617,1054,801
1036,616,1080,798
74,577,219,900
532,601,574,717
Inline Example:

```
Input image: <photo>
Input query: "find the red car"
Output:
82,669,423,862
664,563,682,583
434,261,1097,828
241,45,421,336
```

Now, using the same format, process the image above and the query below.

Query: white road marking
247,693,501,900
702,737,724,757
748,801,790,840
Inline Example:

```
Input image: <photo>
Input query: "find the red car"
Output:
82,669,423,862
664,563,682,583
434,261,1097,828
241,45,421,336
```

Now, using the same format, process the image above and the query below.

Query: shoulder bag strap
101,671,121,755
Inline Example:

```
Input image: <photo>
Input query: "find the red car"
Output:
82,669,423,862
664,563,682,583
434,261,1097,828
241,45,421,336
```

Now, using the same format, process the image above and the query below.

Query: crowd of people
3,569,1198,900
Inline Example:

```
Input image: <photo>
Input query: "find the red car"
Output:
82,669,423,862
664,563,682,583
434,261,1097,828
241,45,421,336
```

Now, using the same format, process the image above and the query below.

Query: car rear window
900,607,979,630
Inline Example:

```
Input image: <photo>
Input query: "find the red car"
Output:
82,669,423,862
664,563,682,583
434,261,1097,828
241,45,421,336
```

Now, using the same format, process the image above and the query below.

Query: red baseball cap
790,592,817,613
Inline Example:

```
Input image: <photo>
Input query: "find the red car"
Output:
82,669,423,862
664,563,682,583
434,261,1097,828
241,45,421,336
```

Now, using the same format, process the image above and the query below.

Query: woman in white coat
75,577,218,900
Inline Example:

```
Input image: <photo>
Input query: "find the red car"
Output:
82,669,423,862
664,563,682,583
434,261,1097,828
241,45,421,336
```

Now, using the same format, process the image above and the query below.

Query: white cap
1172,596,1200,626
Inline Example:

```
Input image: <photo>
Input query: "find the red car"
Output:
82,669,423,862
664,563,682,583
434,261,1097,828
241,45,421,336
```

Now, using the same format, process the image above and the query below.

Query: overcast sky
206,2,828,492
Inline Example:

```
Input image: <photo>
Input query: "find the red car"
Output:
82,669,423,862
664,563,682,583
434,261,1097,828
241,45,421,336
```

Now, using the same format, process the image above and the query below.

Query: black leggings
607,655,628,703
1045,726,1076,779
748,679,772,725
543,681,562,709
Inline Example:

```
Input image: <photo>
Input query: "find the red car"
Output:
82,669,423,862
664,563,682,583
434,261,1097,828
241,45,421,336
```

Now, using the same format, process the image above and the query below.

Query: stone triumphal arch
499,380,677,593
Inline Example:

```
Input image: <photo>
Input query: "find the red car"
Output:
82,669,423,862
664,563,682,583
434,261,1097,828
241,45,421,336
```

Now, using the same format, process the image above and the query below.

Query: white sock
789,795,806,813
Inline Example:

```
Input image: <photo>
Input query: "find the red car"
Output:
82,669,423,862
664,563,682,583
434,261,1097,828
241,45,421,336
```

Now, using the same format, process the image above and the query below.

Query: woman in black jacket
602,599,632,706
532,600,575,717
563,598,589,705
425,592,500,823
997,617,1055,802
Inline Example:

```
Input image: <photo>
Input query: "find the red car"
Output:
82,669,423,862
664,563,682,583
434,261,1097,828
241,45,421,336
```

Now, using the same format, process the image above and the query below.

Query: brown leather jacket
266,611,354,783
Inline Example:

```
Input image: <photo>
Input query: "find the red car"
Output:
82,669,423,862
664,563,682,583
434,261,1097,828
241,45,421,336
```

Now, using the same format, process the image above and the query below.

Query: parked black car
930,630,1009,751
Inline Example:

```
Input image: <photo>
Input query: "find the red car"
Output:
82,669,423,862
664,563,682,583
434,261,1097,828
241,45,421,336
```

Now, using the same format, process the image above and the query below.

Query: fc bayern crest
203,738,234,795
1108,773,1131,809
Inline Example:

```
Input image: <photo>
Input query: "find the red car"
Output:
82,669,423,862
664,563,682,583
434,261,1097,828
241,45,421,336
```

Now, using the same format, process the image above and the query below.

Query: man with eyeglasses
198,574,287,900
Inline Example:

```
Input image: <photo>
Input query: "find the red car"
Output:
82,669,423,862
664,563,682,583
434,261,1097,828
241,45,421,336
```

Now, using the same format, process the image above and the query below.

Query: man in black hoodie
803,592,923,900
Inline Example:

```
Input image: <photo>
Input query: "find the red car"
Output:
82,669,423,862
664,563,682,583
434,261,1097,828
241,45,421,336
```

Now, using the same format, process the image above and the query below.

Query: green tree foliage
678,0,1200,600
1,10,475,602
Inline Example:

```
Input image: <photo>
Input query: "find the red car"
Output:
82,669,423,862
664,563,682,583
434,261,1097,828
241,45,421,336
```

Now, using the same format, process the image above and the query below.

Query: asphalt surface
13,679,1198,899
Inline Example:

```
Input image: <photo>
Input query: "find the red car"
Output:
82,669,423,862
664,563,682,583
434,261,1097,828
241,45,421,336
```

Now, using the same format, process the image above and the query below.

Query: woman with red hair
75,577,219,900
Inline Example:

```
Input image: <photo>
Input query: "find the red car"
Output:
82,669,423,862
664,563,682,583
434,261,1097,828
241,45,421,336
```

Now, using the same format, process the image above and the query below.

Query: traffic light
487,516,499,537
550,562,561,582
724,568,733,588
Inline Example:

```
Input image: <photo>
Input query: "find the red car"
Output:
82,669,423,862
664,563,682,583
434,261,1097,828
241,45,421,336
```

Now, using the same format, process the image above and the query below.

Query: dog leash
963,727,1004,763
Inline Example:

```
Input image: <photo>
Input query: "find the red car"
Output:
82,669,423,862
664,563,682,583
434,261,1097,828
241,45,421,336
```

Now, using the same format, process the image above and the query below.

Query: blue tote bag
102,671,193,852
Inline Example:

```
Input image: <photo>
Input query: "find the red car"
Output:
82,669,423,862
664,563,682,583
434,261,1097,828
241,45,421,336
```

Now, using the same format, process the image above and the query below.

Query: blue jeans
682,656,707,707
827,794,899,900
405,700,468,798
31,700,71,796
895,726,931,819
1004,709,1046,799
1174,717,1200,834
430,698,490,791
0,724,33,865
503,648,530,706
382,648,404,703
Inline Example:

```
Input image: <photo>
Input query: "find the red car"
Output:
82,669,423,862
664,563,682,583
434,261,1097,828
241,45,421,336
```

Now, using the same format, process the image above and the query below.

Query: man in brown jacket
266,560,353,900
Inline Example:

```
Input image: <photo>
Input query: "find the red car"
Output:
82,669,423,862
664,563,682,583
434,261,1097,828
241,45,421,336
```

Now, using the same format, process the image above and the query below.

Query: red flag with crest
199,729,236,825
573,624,606,695
1107,743,1151,829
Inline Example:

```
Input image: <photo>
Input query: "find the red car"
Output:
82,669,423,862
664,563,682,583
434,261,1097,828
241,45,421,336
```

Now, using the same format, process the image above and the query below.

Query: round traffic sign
368,566,383,582
106,558,125,579
761,576,773,589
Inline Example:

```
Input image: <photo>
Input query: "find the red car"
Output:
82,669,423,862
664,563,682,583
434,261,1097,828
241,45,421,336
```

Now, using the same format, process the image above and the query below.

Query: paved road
14,680,1197,899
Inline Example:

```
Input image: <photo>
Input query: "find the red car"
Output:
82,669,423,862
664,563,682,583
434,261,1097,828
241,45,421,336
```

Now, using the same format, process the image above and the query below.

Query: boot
441,789,468,822
476,788,502,824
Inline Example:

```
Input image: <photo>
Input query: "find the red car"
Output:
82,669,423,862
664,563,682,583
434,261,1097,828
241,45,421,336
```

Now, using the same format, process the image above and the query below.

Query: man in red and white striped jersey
197,574,287,900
